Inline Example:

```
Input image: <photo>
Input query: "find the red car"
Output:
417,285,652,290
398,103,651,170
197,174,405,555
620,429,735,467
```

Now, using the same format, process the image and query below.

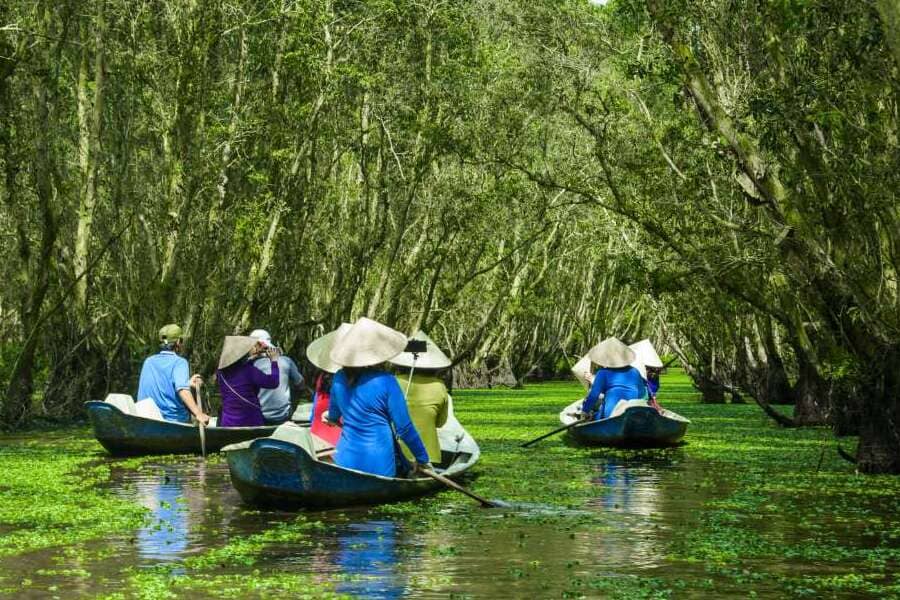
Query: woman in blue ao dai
581,337,647,420
324,318,430,477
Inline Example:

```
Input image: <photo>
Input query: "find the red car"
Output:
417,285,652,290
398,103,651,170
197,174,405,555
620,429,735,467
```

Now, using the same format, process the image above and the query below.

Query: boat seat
134,398,164,421
609,399,650,418
104,393,137,415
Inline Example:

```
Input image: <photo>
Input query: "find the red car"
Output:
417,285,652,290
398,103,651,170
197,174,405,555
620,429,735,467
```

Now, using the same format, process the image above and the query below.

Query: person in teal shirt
324,318,430,477
137,324,208,424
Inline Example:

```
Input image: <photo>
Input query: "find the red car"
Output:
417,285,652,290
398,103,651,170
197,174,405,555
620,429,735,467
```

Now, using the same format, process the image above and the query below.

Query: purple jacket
217,359,279,427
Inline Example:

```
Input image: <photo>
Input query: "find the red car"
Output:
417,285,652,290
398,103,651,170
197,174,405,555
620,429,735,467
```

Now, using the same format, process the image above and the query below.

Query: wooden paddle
520,419,583,448
521,405,597,448
195,385,207,459
418,465,505,508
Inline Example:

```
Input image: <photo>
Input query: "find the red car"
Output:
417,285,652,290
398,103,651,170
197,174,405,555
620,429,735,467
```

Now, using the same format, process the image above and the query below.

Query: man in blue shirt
249,329,305,425
137,324,209,424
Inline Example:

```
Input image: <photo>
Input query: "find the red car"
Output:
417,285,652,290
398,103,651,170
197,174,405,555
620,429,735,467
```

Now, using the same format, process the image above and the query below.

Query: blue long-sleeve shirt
582,366,647,420
328,369,430,476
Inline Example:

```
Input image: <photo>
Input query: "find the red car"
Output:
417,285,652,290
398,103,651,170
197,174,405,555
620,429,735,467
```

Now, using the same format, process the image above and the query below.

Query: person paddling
137,324,208,425
581,337,647,420
390,330,451,466
323,318,431,477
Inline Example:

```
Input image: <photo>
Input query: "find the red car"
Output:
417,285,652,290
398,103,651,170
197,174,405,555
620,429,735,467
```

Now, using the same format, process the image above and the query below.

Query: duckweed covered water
1,371,899,598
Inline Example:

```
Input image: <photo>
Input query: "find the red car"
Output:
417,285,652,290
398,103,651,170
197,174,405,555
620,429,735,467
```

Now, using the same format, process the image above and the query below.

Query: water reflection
133,465,196,560
593,459,664,517
112,460,288,564
330,520,406,599
585,456,674,570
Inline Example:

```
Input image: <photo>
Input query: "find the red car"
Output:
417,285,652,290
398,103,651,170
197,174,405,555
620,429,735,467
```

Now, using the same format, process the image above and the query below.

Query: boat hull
85,401,280,456
566,405,688,448
225,413,480,509
227,440,454,509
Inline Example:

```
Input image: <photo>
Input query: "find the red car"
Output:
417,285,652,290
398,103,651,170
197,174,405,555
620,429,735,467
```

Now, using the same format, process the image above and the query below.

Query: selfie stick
404,349,420,398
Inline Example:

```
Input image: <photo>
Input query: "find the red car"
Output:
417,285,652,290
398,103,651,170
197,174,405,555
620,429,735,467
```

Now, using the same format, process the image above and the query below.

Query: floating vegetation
1,372,898,598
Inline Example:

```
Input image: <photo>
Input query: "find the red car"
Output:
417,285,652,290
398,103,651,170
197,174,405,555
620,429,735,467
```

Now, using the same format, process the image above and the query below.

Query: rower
136,324,208,425
323,318,431,477
581,337,647,420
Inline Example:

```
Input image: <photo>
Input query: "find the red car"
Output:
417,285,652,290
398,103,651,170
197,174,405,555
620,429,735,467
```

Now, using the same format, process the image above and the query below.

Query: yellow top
395,373,449,463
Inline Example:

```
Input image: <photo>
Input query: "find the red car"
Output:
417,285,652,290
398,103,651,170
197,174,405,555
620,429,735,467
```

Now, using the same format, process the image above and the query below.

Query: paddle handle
419,467,499,508
196,385,207,459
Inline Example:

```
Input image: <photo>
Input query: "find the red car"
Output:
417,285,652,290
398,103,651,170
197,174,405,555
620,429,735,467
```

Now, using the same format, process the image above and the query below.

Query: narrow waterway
3,379,899,598
4,450,781,599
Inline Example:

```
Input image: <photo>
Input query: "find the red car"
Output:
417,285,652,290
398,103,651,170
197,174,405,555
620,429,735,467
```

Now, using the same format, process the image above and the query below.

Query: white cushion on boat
104,393,136,415
271,423,317,458
134,398,164,421
609,399,650,418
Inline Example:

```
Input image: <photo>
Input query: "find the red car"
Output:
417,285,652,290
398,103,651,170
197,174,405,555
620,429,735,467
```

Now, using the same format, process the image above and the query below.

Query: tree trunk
73,7,105,320
855,346,900,473
694,373,725,403
792,349,830,426
3,7,61,424
877,0,900,72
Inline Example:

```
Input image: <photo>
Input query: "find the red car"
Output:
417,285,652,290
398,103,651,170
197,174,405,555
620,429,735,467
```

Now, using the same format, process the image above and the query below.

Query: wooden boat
223,402,481,509
559,399,689,447
85,395,291,456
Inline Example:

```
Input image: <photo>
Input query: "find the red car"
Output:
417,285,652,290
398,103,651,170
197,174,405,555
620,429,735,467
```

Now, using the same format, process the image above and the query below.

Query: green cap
159,324,184,343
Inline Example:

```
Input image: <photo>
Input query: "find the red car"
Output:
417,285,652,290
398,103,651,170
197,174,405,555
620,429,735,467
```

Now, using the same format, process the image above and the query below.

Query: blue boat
559,399,689,447
86,398,286,456
224,412,481,509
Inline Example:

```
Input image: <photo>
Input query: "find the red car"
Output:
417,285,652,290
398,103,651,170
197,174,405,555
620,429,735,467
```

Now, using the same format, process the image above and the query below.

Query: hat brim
306,324,353,373
218,336,258,370
571,354,593,390
389,330,452,369
629,339,663,368
587,338,636,369
329,319,407,368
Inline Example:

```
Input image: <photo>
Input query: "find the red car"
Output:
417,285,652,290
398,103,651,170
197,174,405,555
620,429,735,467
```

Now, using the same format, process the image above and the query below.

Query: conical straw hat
587,337,636,369
389,330,452,369
306,323,353,373
629,339,662,380
328,317,407,368
218,336,258,370
571,354,593,390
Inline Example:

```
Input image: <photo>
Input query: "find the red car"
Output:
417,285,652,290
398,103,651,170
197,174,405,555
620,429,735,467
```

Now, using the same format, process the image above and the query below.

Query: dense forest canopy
1,0,899,472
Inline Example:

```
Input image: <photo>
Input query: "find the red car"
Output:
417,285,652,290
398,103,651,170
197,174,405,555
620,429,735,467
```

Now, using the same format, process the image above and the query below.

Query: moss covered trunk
855,347,900,473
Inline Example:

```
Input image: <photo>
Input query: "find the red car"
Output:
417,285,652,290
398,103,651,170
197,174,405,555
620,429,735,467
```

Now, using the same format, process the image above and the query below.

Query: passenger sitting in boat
137,324,209,425
628,339,665,412
391,330,451,465
582,337,647,420
306,323,354,447
249,329,305,426
216,336,280,427
323,318,431,477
